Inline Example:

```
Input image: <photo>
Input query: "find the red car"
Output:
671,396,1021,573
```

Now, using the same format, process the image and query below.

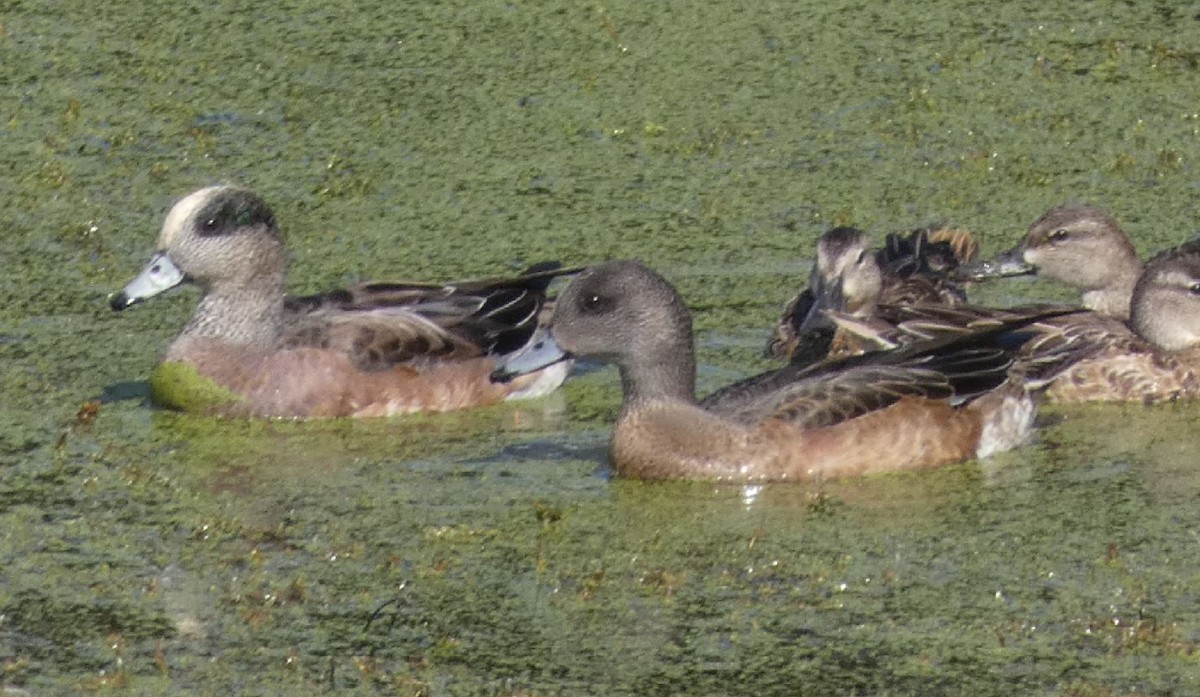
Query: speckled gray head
962,204,1136,284
1015,204,1136,288
109,186,283,311
492,260,695,403
1131,243,1200,351
791,226,882,335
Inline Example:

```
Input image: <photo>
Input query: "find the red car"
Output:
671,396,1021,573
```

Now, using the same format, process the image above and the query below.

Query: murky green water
3,0,1200,693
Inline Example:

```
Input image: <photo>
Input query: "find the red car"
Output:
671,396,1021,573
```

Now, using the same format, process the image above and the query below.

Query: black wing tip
519,260,564,276
515,260,587,292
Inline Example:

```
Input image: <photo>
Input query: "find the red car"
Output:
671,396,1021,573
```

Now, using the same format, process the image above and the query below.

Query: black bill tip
109,292,135,311
490,366,518,383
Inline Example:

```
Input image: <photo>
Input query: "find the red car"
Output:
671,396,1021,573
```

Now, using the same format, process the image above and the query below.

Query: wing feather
280,262,581,371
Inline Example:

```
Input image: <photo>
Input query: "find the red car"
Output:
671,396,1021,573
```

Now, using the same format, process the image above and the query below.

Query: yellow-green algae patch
148,362,246,415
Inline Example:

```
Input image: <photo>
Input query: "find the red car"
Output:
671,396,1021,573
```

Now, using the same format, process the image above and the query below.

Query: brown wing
1052,352,1200,402
831,303,1100,388
282,262,580,371
705,324,1018,429
753,366,959,429
828,302,1086,343
880,275,966,306
1008,312,1135,387
820,302,1027,357
768,228,975,362
283,309,486,371
873,303,1033,339
877,227,974,303
1033,319,1200,402
764,288,838,363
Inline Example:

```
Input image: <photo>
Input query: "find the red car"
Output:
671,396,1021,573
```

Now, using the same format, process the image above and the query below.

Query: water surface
2,0,1200,693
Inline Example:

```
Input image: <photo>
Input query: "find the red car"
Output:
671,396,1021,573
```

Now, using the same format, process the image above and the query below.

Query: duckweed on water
2,0,1200,693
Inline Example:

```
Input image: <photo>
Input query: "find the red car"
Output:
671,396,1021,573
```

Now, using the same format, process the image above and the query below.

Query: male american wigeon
964,205,1142,320
494,259,1059,483
766,226,977,361
110,185,574,418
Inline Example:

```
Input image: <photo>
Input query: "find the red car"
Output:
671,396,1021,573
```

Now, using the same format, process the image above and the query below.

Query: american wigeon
766,226,977,361
964,204,1142,320
493,259,1058,483
110,185,574,418
808,227,1200,403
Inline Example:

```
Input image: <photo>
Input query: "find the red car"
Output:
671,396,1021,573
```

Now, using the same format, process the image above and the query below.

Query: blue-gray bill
794,268,841,336
491,331,571,383
957,247,1035,281
109,252,186,311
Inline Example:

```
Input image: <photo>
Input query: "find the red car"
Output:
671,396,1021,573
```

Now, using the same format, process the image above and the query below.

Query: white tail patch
503,360,572,401
975,389,1035,458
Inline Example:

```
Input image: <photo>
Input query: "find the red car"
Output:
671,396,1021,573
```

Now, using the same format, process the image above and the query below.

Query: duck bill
491,330,572,383
957,246,1036,281
793,271,842,335
109,252,186,311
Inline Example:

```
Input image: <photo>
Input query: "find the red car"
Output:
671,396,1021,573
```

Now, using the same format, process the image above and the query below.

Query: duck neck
1131,294,1200,351
617,339,698,413
180,277,286,348
1081,256,1141,320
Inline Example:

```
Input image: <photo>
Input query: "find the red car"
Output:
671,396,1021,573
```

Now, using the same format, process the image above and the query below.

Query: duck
109,185,575,418
493,259,1062,482
963,204,1142,320
1036,240,1200,402
804,223,1200,403
765,226,977,362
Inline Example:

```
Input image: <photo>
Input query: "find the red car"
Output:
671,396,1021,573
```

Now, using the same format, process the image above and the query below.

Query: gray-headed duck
495,260,1056,483
1038,240,1200,402
966,204,1142,320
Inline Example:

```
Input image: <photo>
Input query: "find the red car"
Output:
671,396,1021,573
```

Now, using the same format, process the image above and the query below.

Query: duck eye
578,292,614,315
1048,228,1070,242
855,250,867,264
1189,283,1200,296
196,216,222,236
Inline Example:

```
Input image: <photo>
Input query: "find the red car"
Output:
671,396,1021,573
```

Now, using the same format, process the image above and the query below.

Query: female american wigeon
965,204,1142,320
494,259,1055,483
110,185,573,418
766,226,977,361
1034,241,1200,402
799,225,1200,403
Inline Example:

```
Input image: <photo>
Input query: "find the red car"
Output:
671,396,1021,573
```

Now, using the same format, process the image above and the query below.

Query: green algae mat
2,1,1200,693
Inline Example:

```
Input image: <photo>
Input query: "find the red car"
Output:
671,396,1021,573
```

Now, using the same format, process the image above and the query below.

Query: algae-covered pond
3,0,1200,693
